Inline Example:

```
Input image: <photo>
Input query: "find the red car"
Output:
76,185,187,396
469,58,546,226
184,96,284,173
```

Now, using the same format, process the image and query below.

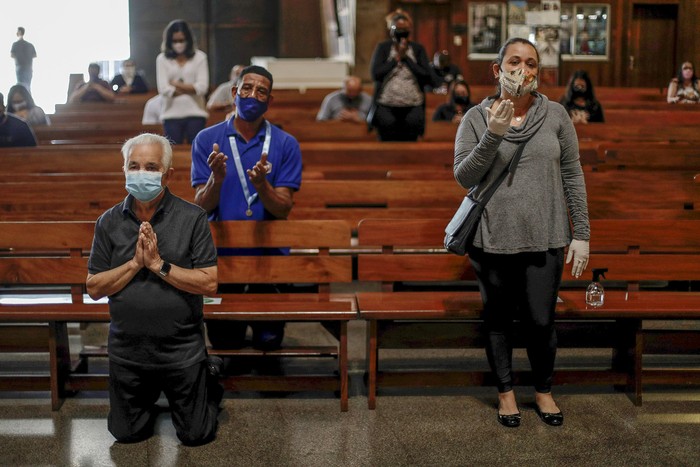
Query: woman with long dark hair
156,19,209,144
559,70,604,123
6,84,50,126
667,61,699,104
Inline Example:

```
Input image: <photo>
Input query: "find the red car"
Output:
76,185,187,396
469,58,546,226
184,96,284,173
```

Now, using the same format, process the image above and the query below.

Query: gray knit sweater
453,93,590,254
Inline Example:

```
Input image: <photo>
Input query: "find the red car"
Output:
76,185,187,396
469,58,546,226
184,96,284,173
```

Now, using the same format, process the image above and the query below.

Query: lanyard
227,121,271,217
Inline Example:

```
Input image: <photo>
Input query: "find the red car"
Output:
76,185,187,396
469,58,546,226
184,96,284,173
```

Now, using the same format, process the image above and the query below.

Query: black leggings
373,104,424,141
469,247,564,393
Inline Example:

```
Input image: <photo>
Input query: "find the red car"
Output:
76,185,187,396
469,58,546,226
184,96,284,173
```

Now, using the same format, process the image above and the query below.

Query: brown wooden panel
0,257,88,285
589,219,700,252
588,254,700,282
0,222,95,250
0,325,49,352
217,256,352,283
358,218,451,248
358,254,474,282
210,220,350,248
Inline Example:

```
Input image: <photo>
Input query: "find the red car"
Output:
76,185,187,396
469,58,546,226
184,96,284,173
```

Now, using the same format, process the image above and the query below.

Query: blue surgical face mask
235,94,268,121
125,170,164,202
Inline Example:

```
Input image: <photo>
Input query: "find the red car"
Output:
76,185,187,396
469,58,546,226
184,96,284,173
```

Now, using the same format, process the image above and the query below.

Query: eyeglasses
238,83,270,101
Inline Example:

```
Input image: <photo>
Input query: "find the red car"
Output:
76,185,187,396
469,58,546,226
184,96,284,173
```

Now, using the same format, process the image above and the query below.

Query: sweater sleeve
453,106,505,190
557,107,590,241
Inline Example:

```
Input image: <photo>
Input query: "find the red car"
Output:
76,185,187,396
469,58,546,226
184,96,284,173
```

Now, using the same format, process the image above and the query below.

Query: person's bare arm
247,154,294,219
139,222,217,295
86,231,144,300
194,143,227,214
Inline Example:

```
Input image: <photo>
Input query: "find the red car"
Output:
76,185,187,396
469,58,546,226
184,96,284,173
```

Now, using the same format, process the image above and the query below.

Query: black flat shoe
497,412,522,428
535,406,564,426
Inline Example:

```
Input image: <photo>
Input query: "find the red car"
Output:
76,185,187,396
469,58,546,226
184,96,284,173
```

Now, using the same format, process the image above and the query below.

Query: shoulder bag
444,142,526,256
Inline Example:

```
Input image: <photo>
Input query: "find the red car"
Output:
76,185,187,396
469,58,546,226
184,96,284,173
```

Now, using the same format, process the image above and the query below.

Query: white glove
566,239,590,278
485,99,514,135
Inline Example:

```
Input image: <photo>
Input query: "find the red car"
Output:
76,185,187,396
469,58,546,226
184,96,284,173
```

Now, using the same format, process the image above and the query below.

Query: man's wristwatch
159,261,171,278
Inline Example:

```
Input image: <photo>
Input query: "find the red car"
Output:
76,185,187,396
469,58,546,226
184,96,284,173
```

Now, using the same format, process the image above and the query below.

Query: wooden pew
0,220,356,411
355,218,700,409
2,169,699,226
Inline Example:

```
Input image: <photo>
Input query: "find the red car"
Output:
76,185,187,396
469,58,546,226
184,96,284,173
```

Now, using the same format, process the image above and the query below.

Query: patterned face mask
499,68,538,97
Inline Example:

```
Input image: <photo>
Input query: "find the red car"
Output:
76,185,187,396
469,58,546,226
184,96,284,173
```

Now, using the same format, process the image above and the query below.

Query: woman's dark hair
449,79,471,105
489,37,540,99
675,61,699,90
6,84,36,113
562,70,597,105
161,19,196,59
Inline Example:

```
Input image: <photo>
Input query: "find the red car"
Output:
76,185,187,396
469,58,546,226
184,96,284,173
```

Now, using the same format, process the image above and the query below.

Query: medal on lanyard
228,121,272,217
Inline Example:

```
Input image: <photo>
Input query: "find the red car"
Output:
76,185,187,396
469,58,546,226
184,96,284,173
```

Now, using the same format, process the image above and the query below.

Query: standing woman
156,19,209,144
667,61,699,104
368,9,431,141
453,38,590,428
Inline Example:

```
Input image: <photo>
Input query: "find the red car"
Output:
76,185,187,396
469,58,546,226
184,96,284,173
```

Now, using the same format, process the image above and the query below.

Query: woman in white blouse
156,19,209,144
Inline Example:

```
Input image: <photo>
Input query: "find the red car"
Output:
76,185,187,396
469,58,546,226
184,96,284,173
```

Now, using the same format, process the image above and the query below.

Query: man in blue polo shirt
191,65,302,352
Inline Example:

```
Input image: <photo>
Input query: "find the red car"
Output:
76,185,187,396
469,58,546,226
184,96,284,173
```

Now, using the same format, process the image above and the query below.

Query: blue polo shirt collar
226,116,268,144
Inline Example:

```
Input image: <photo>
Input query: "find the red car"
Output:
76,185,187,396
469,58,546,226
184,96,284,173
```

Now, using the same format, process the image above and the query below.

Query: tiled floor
1,320,700,466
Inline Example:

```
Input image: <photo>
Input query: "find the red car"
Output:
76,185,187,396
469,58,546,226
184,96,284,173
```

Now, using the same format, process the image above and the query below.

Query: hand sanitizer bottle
586,268,607,307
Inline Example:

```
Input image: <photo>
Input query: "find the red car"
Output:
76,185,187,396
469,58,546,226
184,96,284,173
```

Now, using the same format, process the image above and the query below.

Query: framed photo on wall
468,3,507,59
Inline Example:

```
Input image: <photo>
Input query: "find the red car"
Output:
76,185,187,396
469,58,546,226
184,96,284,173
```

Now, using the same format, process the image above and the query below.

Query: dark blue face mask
235,94,268,121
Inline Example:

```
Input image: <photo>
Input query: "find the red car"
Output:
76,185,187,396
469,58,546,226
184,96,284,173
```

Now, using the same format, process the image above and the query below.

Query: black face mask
392,28,410,42
453,95,470,106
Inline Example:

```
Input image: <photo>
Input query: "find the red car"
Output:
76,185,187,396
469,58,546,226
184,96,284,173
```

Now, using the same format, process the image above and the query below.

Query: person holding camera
368,9,431,141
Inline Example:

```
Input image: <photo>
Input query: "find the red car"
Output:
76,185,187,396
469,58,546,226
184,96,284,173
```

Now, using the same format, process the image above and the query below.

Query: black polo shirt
88,188,217,370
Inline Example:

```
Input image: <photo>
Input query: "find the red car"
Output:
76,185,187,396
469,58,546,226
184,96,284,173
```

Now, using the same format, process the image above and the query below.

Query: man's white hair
121,133,173,170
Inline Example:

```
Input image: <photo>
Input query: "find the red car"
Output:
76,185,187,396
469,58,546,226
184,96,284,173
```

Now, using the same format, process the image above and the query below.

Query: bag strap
473,141,526,205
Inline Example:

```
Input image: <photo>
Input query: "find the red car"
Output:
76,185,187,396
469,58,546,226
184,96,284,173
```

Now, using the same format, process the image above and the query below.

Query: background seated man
316,75,372,123
207,64,245,112
69,63,116,103
427,50,463,94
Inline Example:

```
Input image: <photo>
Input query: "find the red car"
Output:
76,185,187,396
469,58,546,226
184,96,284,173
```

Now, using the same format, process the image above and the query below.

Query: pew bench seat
355,218,700,409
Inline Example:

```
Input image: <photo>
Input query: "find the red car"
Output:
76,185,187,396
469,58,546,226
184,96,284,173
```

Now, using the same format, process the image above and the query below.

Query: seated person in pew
559,70,604,124
141,94,164,125
191,65,302,355
68,62,116,103
0,91,38,147
667,61,699,104
110,58,150,94
427,49,463,94
432,79,474,124
454,38,590,428
6,84,50,126
316,75,372,123
86,133,223,446
207,64,244,112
